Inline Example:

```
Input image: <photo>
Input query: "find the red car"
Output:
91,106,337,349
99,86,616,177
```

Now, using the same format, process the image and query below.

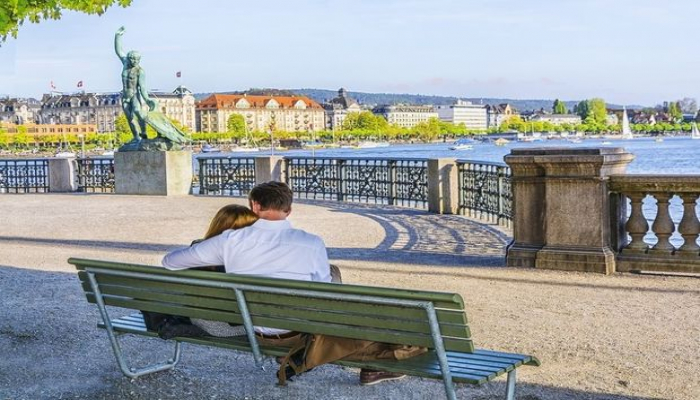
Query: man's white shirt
162,218,331,335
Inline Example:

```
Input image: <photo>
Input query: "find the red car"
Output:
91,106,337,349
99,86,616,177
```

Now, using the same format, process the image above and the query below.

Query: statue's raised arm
115,26,126,61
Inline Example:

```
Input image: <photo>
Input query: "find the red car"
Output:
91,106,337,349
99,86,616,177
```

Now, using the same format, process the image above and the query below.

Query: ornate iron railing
77,157,115,193
285,157,428,208
0,159,49,193
609,175,700,274
457,160,512,227
198,157,257,196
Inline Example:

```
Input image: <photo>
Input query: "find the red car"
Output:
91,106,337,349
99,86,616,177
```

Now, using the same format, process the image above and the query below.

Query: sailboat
691,122,700,140
54,133,76,158
621,106,633,140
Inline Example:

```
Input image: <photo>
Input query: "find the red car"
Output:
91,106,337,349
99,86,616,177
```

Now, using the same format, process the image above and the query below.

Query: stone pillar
254,156,285,184
427,158,458,214
114,151,193,196
503,153,546,268
48,158,78,192
505,148,634,274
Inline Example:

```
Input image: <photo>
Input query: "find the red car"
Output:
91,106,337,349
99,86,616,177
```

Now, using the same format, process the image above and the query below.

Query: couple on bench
161,181,425,386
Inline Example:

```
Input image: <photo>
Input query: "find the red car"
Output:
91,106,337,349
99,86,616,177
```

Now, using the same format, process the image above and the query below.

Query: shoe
359,369,406,386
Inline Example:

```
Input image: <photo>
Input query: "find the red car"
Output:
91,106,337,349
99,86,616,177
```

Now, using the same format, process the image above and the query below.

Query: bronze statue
115,26,188,151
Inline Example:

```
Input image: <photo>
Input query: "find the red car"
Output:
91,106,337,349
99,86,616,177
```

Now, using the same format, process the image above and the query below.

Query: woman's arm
162,234,226,270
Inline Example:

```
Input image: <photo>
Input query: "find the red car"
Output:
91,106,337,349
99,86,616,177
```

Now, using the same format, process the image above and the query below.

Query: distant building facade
38,87,195,133
0,98,41,124
150,86,197,132
529,113,582,125
322,88,362,131
485,103,518,129
435,100,488,130
1,122,96,138
196,94,325,133
39,92,121,132
372,105,438,128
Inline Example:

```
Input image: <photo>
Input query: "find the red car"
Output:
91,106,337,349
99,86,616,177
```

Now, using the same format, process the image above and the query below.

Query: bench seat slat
102,314,528,385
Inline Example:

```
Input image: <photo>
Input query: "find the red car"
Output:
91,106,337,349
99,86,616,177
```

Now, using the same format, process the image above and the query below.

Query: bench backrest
71,258,475,353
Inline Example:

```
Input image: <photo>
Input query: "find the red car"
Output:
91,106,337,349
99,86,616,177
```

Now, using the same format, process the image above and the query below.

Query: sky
1,0,700,106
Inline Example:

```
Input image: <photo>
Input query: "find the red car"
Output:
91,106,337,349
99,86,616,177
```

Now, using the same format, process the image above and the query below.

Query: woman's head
204,204,258,239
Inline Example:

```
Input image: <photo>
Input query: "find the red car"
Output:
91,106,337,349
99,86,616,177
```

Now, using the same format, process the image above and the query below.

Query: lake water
198,137,700,174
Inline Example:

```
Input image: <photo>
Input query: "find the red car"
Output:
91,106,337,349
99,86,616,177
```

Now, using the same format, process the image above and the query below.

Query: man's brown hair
249,181,293,212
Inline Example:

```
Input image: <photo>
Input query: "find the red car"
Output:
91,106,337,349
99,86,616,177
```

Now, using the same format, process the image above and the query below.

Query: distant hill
194,88,643,112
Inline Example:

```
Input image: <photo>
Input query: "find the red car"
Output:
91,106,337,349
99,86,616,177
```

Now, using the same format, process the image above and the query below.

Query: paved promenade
0,194,698,400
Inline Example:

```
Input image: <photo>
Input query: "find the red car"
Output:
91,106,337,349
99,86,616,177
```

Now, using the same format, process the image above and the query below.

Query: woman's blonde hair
204,204,258,239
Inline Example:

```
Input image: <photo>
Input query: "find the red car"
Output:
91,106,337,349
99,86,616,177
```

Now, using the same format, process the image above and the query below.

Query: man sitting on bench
162,181,406,385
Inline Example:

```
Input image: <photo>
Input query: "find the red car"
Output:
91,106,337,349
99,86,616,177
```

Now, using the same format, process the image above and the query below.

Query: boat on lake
691,123,700,139
621,107,634,139
449,138,475,150
357,141,390,149
201,144,221,153
54,151,76,158
228,146,260,152
494,138,510,146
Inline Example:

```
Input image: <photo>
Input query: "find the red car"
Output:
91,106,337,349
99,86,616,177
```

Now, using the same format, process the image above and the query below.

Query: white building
38,87,196,133
196,94,326,133
436,100,488,130
150,86,197,132
323,88,362,131
40,92,121,132
0,98,41,124
485,103,518,129
372,105,438,128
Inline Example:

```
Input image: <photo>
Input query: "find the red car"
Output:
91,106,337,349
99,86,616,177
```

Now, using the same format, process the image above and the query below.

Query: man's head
248,181,293,220
126,50,141,67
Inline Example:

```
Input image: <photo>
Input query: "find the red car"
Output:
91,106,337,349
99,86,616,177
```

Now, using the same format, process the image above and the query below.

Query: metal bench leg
423,303,457,400
505,369,516,400
88,272,183,378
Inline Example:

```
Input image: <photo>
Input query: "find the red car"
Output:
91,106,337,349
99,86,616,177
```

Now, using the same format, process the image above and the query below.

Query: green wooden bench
71,257,540,400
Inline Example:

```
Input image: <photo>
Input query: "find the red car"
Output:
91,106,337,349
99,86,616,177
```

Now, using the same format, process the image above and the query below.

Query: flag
50,81,56,90
176,71,181,78
77,80,83,88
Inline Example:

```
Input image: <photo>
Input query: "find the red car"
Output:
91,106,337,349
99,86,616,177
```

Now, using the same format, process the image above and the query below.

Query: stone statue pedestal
115,151,192,196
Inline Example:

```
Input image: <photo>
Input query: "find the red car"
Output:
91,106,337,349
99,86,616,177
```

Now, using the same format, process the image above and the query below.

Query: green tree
552,99,567,114
341,111,388,133
0,126,9,148
574,100,590,119
226,113,246,138
413,118,441,141
13,125,31,148
668,101,682,122
1,0,132,42
588,98,607,125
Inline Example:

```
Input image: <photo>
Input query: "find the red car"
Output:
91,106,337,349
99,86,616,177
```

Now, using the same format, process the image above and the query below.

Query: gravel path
0,194,697,400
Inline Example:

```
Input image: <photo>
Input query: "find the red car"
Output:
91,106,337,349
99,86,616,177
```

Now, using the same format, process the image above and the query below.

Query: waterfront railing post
427,158,458,214
497,166,505,225
388,160,396,206
337,159,345,202
505,148,634,274
48,158,78,193
198,158,207,195
255,156,284,184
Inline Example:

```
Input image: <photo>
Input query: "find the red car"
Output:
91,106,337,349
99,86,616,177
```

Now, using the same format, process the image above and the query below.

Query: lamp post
78,134,85,158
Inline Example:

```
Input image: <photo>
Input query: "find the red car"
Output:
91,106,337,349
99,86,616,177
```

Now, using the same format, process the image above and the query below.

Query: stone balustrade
609,175,700,274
